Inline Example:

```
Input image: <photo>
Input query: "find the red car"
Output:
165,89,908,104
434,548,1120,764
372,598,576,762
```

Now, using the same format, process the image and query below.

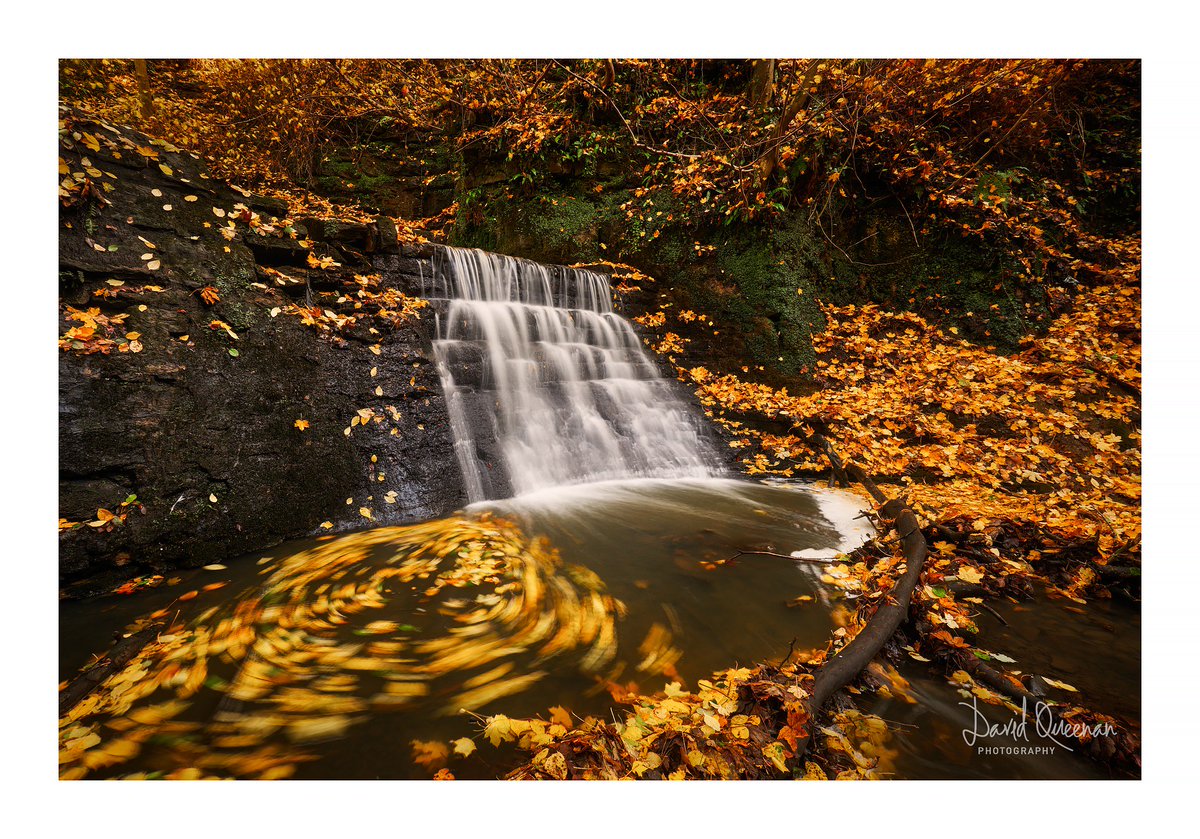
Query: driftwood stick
976,599,1009,626
790,457,929,768
785,428,1139,772
948,648,1139,766
59,623,163,717
798,426,851,487
727,549,833,565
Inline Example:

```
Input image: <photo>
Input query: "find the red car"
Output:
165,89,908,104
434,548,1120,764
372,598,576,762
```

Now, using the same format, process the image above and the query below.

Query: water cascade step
427,247,723,502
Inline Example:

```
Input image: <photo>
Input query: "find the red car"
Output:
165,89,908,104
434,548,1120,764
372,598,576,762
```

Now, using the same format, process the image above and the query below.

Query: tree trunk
757,59,820,185
133,59,154,119
746,59,775,111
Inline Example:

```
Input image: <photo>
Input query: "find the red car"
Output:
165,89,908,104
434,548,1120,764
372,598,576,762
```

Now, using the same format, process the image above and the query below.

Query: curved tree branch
789,451,929,770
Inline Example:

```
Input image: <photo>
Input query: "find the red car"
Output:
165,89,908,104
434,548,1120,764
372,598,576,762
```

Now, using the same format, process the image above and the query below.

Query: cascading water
427,246,722,501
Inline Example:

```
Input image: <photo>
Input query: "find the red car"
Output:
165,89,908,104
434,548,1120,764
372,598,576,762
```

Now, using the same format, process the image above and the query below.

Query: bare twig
956,91,1050,183
727,549,833,565
550,60,702,161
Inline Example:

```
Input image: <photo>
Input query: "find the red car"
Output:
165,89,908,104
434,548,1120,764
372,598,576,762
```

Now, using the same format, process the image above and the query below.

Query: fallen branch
1094,564,1141,580
792,423,850,486
975,599,1009,626
727,549,833,565
59,622,164,717
947,646,1140,767
790,458,929,770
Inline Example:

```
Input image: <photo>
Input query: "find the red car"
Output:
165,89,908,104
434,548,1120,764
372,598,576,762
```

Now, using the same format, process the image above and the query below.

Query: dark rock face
58,116,465,587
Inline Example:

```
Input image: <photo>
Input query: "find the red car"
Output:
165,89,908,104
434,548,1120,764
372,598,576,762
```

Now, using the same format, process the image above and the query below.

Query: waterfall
428,247,721,502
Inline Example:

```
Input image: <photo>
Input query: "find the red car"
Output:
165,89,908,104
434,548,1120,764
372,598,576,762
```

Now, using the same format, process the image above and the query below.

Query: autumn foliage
61,59,1138,288
58,59,1140,780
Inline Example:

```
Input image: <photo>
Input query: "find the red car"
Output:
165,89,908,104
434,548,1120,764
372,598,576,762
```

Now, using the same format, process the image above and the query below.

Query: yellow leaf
288,715,351,743
363,620,397,634
484,715,514,747
410,740,449,770
957,566,984,585
761,742,789,773
452,737,477,758
537,749,568,780
294,419,310,431
159,164,174,176
548,706,573,729
802,761,828,780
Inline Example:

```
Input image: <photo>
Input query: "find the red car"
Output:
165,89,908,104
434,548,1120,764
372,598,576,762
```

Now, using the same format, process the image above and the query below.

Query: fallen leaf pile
473,659,898,780
669,275,1139,603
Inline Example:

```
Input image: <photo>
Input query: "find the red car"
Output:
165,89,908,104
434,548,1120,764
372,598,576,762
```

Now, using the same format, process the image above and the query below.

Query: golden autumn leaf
548,706,573,729
410,740,449,770
957,565,984,585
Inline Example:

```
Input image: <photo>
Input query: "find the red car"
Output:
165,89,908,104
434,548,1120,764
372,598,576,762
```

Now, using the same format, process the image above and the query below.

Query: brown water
60,478,869,779
858,594,1140,780
59,478,1139,780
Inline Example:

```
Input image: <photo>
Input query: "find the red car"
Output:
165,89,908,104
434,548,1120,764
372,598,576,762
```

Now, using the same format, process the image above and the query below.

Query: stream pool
58,478,1139,780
